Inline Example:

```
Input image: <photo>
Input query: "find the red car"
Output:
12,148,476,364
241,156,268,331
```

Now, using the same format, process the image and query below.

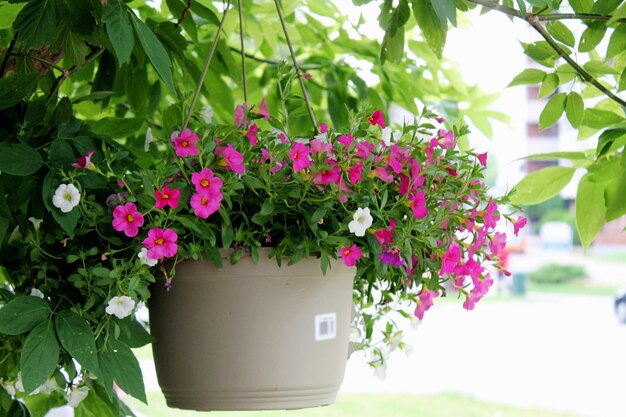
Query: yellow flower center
127,214,134,222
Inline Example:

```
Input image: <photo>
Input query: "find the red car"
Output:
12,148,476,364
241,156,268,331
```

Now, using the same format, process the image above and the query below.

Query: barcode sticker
315,313,337,341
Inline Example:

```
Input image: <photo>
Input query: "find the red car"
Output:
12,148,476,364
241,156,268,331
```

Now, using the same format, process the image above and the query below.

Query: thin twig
237,0,248,103
176,0,193,26
6,52,64,72
182,0,233,131
274,0,318,135
0,34,18,77
227,46,323,71
46,47,104,104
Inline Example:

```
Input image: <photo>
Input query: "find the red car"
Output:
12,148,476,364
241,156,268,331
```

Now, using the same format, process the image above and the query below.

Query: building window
527,122,559,138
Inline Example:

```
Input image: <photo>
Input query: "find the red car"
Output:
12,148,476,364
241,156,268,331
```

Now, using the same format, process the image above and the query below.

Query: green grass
126,392,583,417
527,280,619,296
586,251,626,263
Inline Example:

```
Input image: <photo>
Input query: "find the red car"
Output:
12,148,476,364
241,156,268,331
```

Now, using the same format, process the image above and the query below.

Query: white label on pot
315,313,337,341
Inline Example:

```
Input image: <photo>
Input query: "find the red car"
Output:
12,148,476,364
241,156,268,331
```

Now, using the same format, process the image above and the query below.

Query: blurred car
615,285,626,323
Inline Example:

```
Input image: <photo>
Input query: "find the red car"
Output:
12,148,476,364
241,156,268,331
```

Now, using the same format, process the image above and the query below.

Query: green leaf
538,73,559,98
0,3,26,30
546,21,575,47
521,41,558,66
565,92,584,128
7,400,31,417
381,26,405,63
102,0,134,66
13,0,56,49
605,167,626,221
581,108,625,129
508,68,546,87
260,199,275,216
53,0,95,35
0,144,43,176
576,172,607,248
539,93,566,129
583,60,618,76
90,117,144,137
431,0,456,26
74,386,117,417
20,321,59,393
55,311,101,376
24,391,66,417
607,25,626,59
579,24,607,52
412,0,447,59
61,30,89,67
99,339,146,403
570,0,593,12
597,128,626,157
114,318,153,348
130,13,175,91
0,73,37,110
592,0,622,14
620,66,626,92
509,166,576,205
519,151,587,161
0,296,50,335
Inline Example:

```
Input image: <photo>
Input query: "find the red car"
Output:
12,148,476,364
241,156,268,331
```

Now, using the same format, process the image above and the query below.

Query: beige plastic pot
149,251,355,411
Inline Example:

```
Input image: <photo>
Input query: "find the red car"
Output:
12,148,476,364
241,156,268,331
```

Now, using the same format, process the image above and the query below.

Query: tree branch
0,34,18,77
46,47,104,104
176,0,192,27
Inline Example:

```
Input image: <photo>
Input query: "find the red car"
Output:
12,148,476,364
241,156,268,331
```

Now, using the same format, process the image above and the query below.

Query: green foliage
509,166,576,205
528,263,587,284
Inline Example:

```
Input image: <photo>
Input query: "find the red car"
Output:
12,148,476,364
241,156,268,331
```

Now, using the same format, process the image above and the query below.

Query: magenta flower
372,167,394,183
380,247,403,267
438,129,455,149
155,185,181,209
373,219,396,245
483,200,499,230
112,202,144,238
245,124,258,146
72,150,96,170
258,98,271,120
289,142,312,172
234,103,248,127
190,191,222,219
347,161,363,185
216,144,245,174
477,152,488,167
387,145,408,174
355,141,374,159
172,129,199,158
439,242,461,276
337,132,353,148
513,216,527,236
368,110,386,128
142,227,178,260
191,168,222,194
414,289,438,320
339,244,362,267
310,138,334,155
409,190,428,219
312,160,341,186
303,72,312,79
488,231,507,255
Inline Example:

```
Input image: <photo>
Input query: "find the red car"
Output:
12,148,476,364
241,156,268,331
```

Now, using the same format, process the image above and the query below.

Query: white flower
66,385,89,408
387,334,401,351
381,126,401,146
28,217,43,231
34,378,58,395
14,373,23,393
201,104,214,124
144,127,154,152
403,343,414,357
410,315,422,331
29,288,44,299
52,184,81,213
105,296,135,319
349,326,361,343
1,380,15,397
373,362,387,380
138,248,158,267
348,207,373,237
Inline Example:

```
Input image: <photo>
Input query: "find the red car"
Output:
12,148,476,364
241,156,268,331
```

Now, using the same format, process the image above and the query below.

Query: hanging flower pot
149,251,354,410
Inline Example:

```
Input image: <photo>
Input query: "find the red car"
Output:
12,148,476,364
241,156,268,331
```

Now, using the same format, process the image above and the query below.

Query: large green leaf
607,24,626,59
53,0,95,35
0,143,43,176
578,23,607,52
13,0,56,49
99,339,146,403
431,0,456,26
508,68,546,87
90,117,144,138
0,2,26,30
0,73,37,110
113,317,153,348
582,108,625,129
576,172,608,248
509,166,576,205
0,296,50,336
565,92,584,128
546,21,575,47
538,73,559,98
102,0,134,66
412,0,447,59
570,0,593,12
131,13,175,91
539,93,566,129
20,321,60,394
55,311,101,376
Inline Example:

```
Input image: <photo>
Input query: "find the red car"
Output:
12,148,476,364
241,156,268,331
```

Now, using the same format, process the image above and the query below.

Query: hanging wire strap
237,0,248,103
273,0,319,135
183,0,233,131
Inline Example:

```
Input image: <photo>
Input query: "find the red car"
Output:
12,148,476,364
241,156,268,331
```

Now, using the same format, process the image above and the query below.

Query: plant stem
465,0,626,108
5,52,64,72
237,0,248,103
0,34,18,77
183,0,232,131
176,0,192,26
274,0,319,135
46,47,104,104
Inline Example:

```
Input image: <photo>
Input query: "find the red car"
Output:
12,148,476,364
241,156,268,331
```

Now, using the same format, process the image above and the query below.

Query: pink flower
245,124,258,146
234,103,248,127
414,289,438,320
380,247,403,267
216,144,245,174
488,231,507,255
142,227,178,260
440,242,461,276
191,168,222,194
483,200,499,230
347,161,363,185
464,274,493,310
477,152,488,167
368,110,386,128
409,190,428,219
289,142,312,172
373,219,396,245
172,129,199,158
339,244,362,267
372,167,394,182
355,141,374,159
312,160,341,186
190,191,222,219
310,138,334,155
337,132,353,148
112,203,144,238
436,116,445,123
320,123,328,134
513,216,527,236
303,73,312,79
438,129,455,149
258,98,271,120
155,185,181,209
72,150,96,170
